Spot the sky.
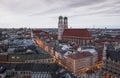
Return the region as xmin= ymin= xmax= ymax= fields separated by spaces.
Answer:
xmin=0 ymin=0 xmax=120 ymax=28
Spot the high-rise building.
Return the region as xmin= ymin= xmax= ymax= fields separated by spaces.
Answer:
xmin=64 ymin=17 xmax=68 ymax=29
xmin=58 ymin=16 xmax=64 ymax=40
xmin=58 ymin=16 xmax=68 ymax=40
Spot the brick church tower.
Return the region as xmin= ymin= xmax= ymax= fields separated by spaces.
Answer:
xmin=58 ymin=16 xmax=68 ymax=40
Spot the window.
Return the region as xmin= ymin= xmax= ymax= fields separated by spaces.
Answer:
xmin=16 ymin=56 xmax=20 ymax=59
xmin=11 ymin=56 xmax=15 ymax=59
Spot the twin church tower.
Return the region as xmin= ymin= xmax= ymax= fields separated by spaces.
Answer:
xmin=58 ymin=16 xmax=68 ymax=40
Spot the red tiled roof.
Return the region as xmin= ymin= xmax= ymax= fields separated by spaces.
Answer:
xmin=62 ymin=29 xmax=92 ymax=38
xmin=33 ymin=29 xmax=48 ymax=34
xmin=68 ymin=51 xmax=93 ymax=59
xmin=32 ymin=29 xmax=49 ymax=37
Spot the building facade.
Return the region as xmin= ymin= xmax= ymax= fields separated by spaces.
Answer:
xmin=102 ymin=45 xmax=120 ymax=78
xmin=65 ymin=51 xmax=93 ymax=74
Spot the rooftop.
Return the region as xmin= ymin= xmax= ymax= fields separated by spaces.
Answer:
xmin=8 ymin=54 xmax=53 ymax=62
xmin=67 ymin=51 xmax=93 ymax=59
xmin=0 ymin=63 xmax=75 ymax=78
xmin=106 ymin=47 xmax=120 ymax=61
xmin=62 ymin=29 xmax=92 ymax=38
xmin=15 ymin=63 xmax=60 ymax=72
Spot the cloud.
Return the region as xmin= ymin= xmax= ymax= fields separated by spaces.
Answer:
xmin=0 ymin=0 xmax=120 ymax=28
xmin=28 ymin=0 xmax=107 ymax=16
xmin=27 ymin=0 xmax=120 ymax=17
xmin=0 ymin=0 xmax=120 ymax=16
xmin=67 ymin=0 xmax=106 ymax=8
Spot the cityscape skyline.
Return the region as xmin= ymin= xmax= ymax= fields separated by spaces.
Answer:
xmin=0 ymin=0 xmax=120 ymax=28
